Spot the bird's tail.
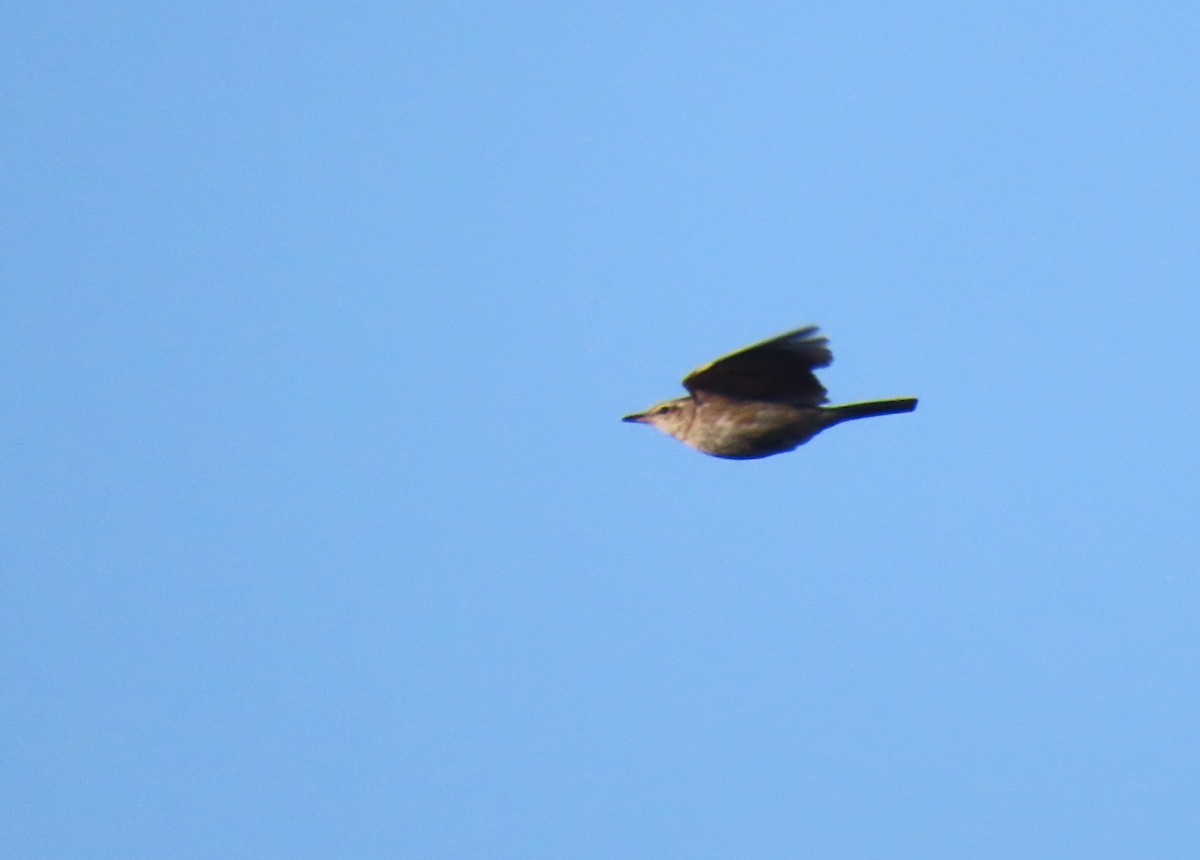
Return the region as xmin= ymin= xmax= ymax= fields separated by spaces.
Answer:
xmin=831 ymin=398 xmax=918 ymax=422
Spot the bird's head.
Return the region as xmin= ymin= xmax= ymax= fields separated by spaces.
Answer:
xmin=621 ymin=397 xmax=695 ymax=441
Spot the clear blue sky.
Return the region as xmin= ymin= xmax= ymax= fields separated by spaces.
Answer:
xmin=5 ymin=3 xmax=1199 ymax=857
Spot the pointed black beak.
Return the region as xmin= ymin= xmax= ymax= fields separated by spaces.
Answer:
xmin=622 ymin=412 xmax=647 ymax=423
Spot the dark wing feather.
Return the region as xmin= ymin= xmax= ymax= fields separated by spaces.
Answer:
xmin=683 ymin=326 xmax=832 ymax=405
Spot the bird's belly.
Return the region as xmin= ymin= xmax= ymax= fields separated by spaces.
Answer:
xmin=687 ymin=403 xmax=825 ymax=459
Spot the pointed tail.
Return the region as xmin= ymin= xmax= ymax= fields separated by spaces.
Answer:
xmin=831 ymin=398 xmax=918 ymax=422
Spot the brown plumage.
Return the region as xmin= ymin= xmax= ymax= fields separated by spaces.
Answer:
xmin=622 ymin=326 xmax=917 ymax=459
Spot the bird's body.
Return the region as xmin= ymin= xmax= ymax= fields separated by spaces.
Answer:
xmin=622 ymin=326 xmax=917 ymax=459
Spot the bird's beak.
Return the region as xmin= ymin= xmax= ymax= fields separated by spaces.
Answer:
xmin=622 ymin=411 xmax=647 ymax=423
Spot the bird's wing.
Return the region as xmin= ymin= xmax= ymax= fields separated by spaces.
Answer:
xmin=682 ymin=326 xmax=832 ymax=405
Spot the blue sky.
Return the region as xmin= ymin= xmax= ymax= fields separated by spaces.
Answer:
xmin=4 ymin=3 xmax=1199 ymax=857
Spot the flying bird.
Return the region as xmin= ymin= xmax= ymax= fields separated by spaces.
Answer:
xmin=622 ymin=326 xmax=917 ymax=459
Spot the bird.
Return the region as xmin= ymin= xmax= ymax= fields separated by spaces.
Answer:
xmin=622 ymin=326 xmax=917 ymax=459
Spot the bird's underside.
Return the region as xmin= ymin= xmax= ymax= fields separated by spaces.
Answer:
xmin=683 ymin=396 xmax=830 ymax=459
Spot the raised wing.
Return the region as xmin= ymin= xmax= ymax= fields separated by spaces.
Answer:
xmin=683 ymin=326 xmax=832 ymax=405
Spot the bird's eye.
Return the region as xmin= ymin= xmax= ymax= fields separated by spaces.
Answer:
xmin=657 ymin=406 xmax=671 ymax=414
